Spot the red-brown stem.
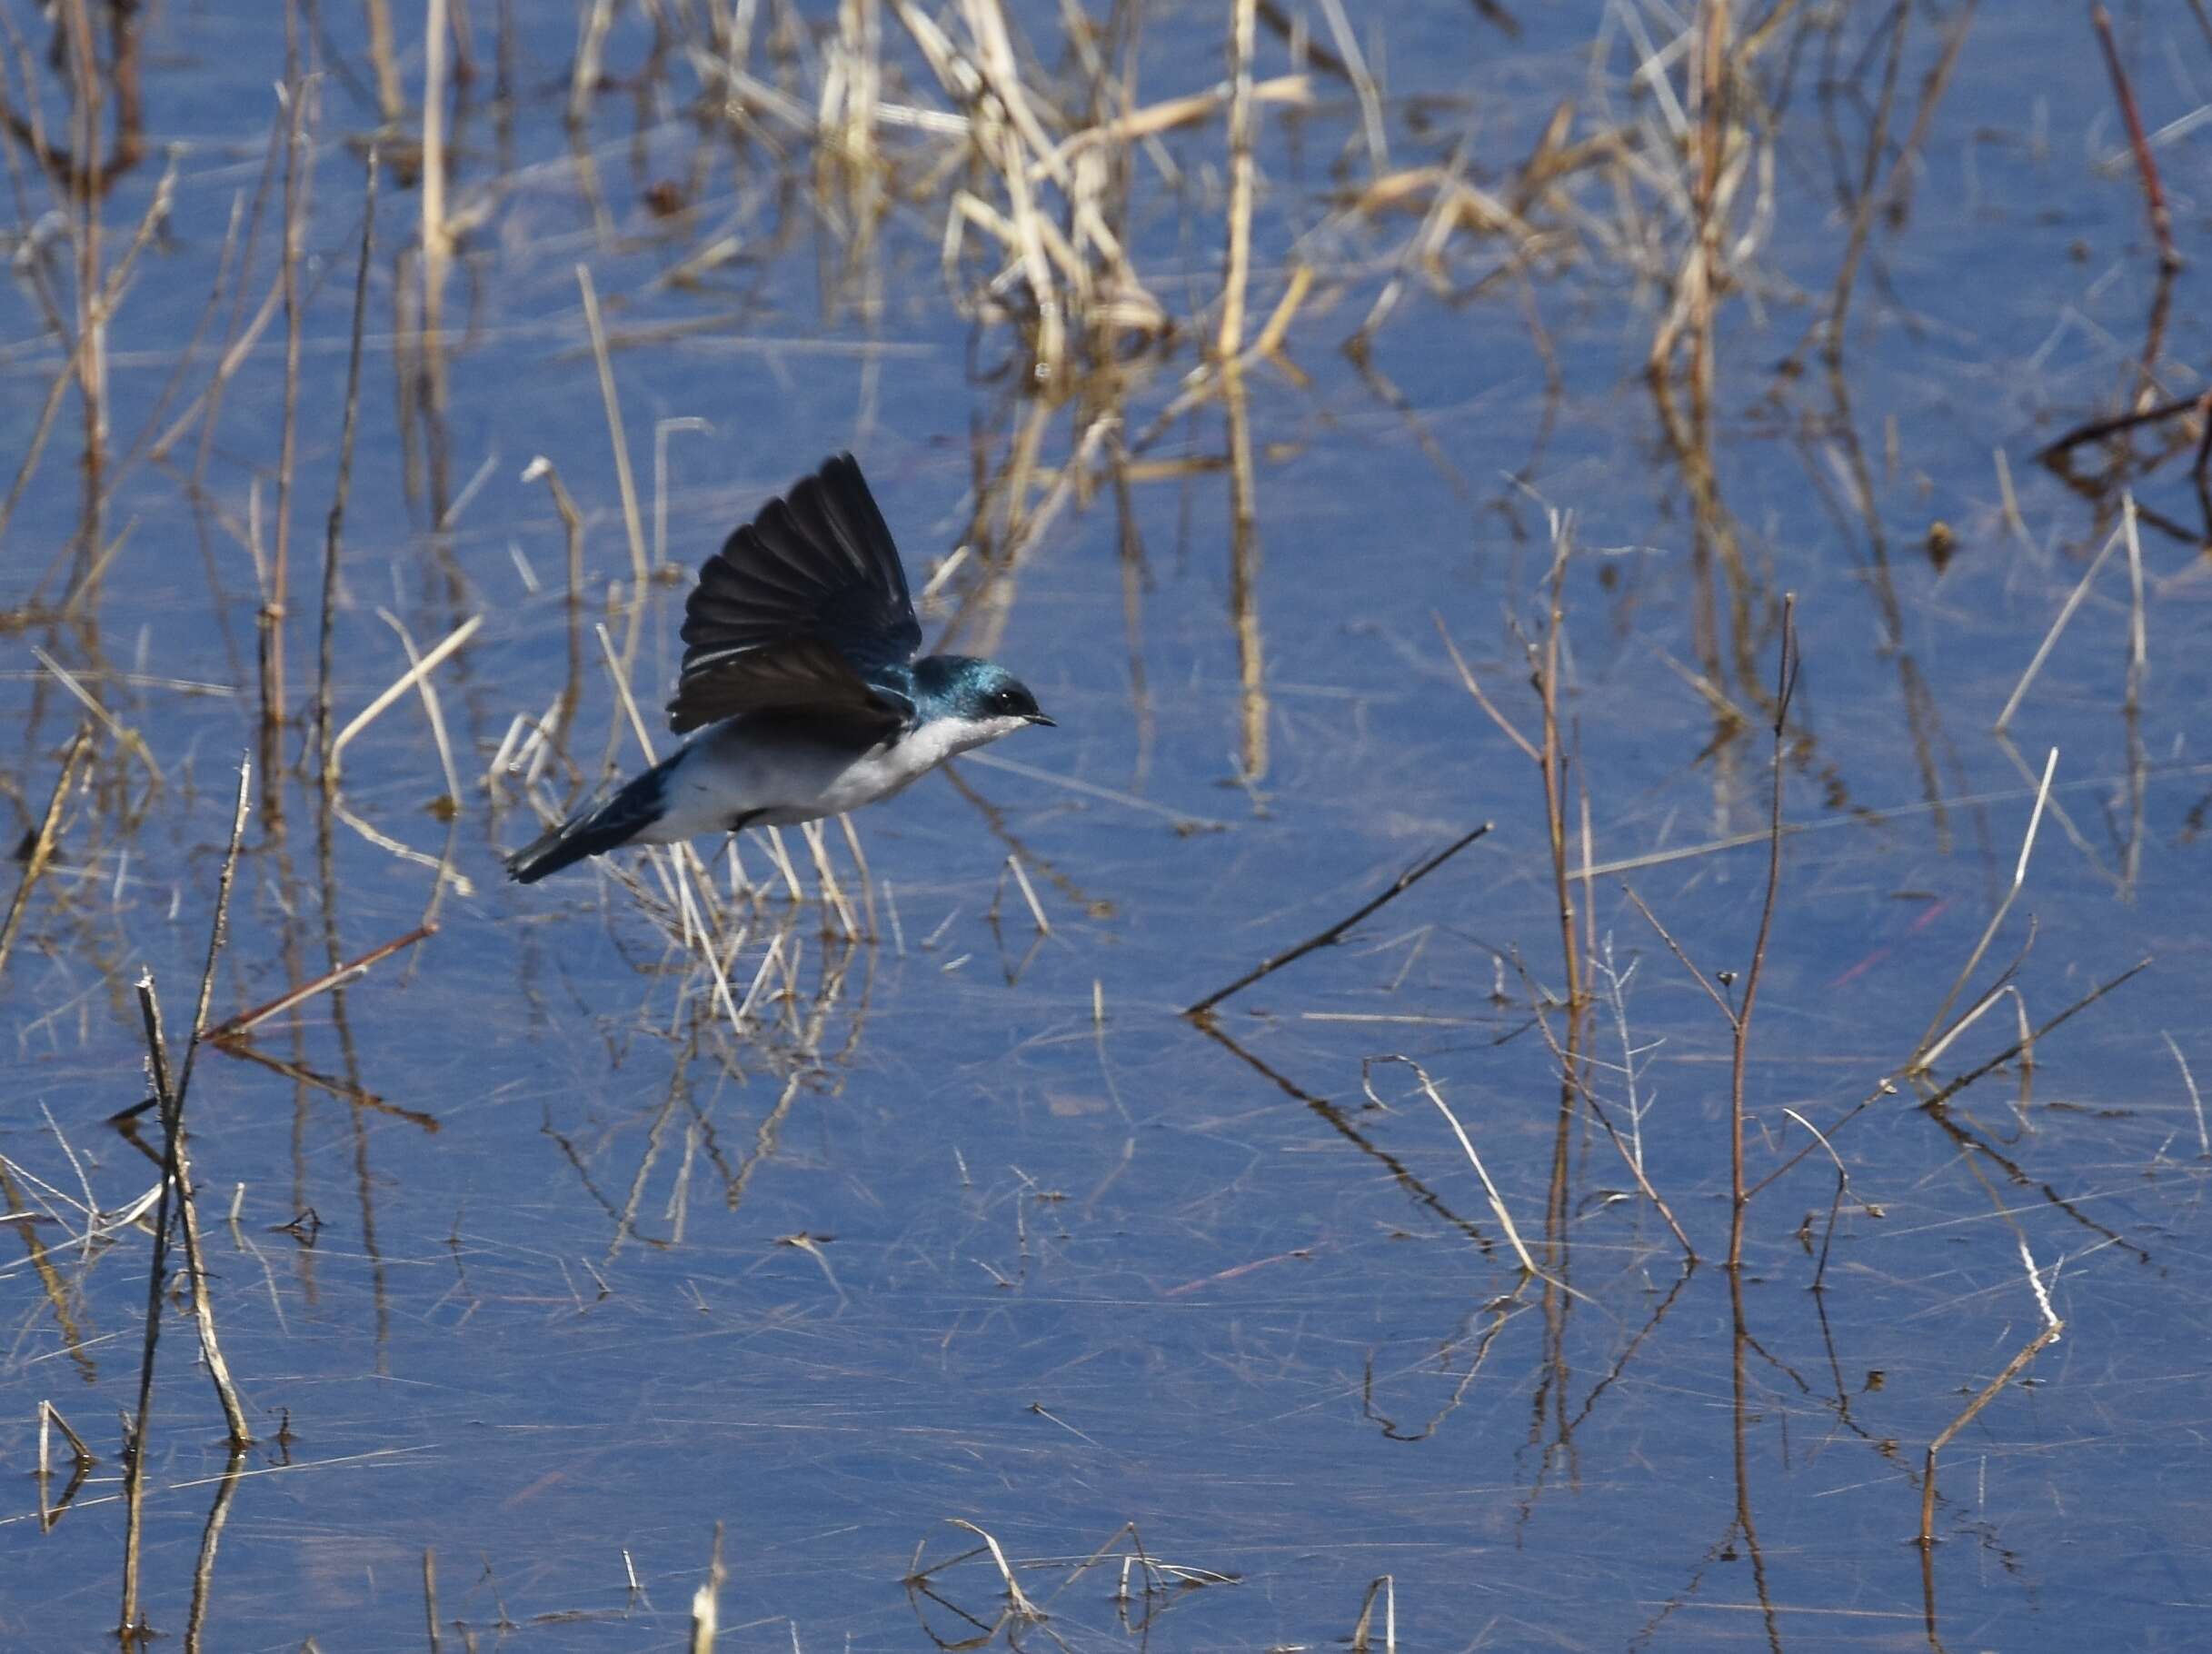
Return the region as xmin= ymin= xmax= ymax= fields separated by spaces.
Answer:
xmin=1729 ymin=594 xmax=1797 ymax=1269
xmin=2093 ymin=5 xmax=2181 ymax=273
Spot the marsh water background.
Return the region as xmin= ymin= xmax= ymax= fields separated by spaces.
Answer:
xmin=4 ymin=1 xmax=2211 ymax=1648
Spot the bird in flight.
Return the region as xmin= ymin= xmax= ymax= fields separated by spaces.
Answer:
xmin=506 ymin=453 xmax=1051 ymax=884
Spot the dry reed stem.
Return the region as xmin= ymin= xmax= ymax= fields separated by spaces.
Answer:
xmin=0 ymin=729 xmax=90 ymax=983
xmin=1997 ymin=516 xmax=2124 ymax=732
xmin=1918 ymin=1240 xmax=2063 ymax=1547
xmin=1373 ymin=1057 xmax=1559 ymax=1290
xmin=118 ymin=759 xmax=254 ymax=1626
xmin=117 ymin=972 xmax=174 ymax=1638
xmin=29 ymin=644 xmax=159 ymax=783
xmin=2161 ymin=1032 xmax=2212 ymax=1160
xmin=0 ymin=150 xmax=174 ymax=559
xmin=1906 ymin=747 xmax=2055 ymax=1072
xmin=521 ymin=455 xmax=588 ymax=737
xmin=2091 ymin=5 xmax=2179 ymax=273
xmin=1217 ymin=0 xmax=1258 ymax=363
xmin=209 ymin=924 xmax=436 ymax=1043
xmin=364 ymin=0 xmax=404 ymax=125
xmin=1224 ymin=371 xmax=1268 ymax=782
xmin=1723 ymin=594 xmax=1795 ymax=1268
xmin=422 ymin=1549 xmax=441 ymax=1653
xmin=1350 ymin=1572 xmax=1397 ymax=1654
xmin=264 ymin=71 xmax=312 ymax=747
xmin=317 ymin=149 xmax=380 ymax=779
xmin=328 ymin=614 xmax=483 ymax=776
xmin=575 ymin=264 xmax=650 ymax=595
xmin=1623 ymin=598 xmax=1796 ymax=1267
xmin=944 ymin=1519 xmax=1044 ymax=1620
xmin=416 ymin=0 xmax=453 ymax=523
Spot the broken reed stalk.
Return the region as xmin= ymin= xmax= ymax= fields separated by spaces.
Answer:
xmin=1350 ymin=1573 xmax=1397 ymax=1654
xmin=1918 ymin=1239 xmax=2063 ymax=1547
xmin=688 ymin=1521 xmax=727 ymax=1654
xmin=119 ymin=754 xmax=255 ymax=1629
xmin=946 ymin=1519 xmax=1044 ymax=1620
xmin=0 ymin=729 xmax=91 ymax=982
xmin=1907 ymin=746 xmax=2055 ymax=1072
xmin=1182 ymin=823 xmax=1491 ymax=1016
xmin=1437 ymin=510 xmax=1582 ymax=1011
xmin=117 ymin=973 xmax=175 ymax=1638
xmin=2090 ymin=5 xmax=2179 ymax=273
xmin=317 ymin=149 xmax=380 ymax=780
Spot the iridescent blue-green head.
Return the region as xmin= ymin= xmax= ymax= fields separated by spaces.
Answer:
xmin=911 ymin=654 xmax=1053 ymax=751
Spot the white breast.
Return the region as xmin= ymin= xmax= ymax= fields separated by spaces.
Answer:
xmin=642 ymin=712 xmax=1031 ymax=840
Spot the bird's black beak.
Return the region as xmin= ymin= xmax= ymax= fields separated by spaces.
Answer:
xmin=1026 ymin=712 xmax=1056 ymax=727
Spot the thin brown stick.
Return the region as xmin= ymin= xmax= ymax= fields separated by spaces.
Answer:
xmin=183 ymin=1449 xmax=246 ymax=1654
xmin=1224 ymin=369 xmax=1268 ymax=782
xmin=1537 ymin=542 xmax=1580 ymax=1011
xmin=2035 ymin=389 xmax=2205 ymax=463
xmin=317 ymin=150 xmax=380 ymax=780
xmin=117 ymin=974 xmax=176 ymax=1639
xmin=1918 ymin=1239 xmax=2063 ymax=1546
xmin=1726 ymin=595 xmax=1796 ymax=1268
xmin=1183 ymin=824 xmax=1492 ymax=1016
xmin=0 ymin=729 xmax=90 ymax=982
xmin=207 ymin=923 xmax=435 ymax=1042
xmin=2092 ymin=5 xmax=2180 ymax=273
xmin=1625 ymin=600 xmax=1796 ymax=1268
xmin=168 ymin=762 xmax=255 ymax=1447
xmin=112 ymin=752 xmax=256 ymax=1629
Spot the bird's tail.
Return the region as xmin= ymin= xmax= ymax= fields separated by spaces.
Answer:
xmin=504 ymin=759 xmax=673 ymax=884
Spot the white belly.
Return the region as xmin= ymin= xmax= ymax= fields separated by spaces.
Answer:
xmin=634 ymin=710 xmax=1026 ymax=842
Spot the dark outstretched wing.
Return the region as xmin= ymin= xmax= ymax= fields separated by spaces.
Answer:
xmin=666 ymin=635 xmax=910 ymax=737
xmin=669 ymin=453 xmax=922 ymax=734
